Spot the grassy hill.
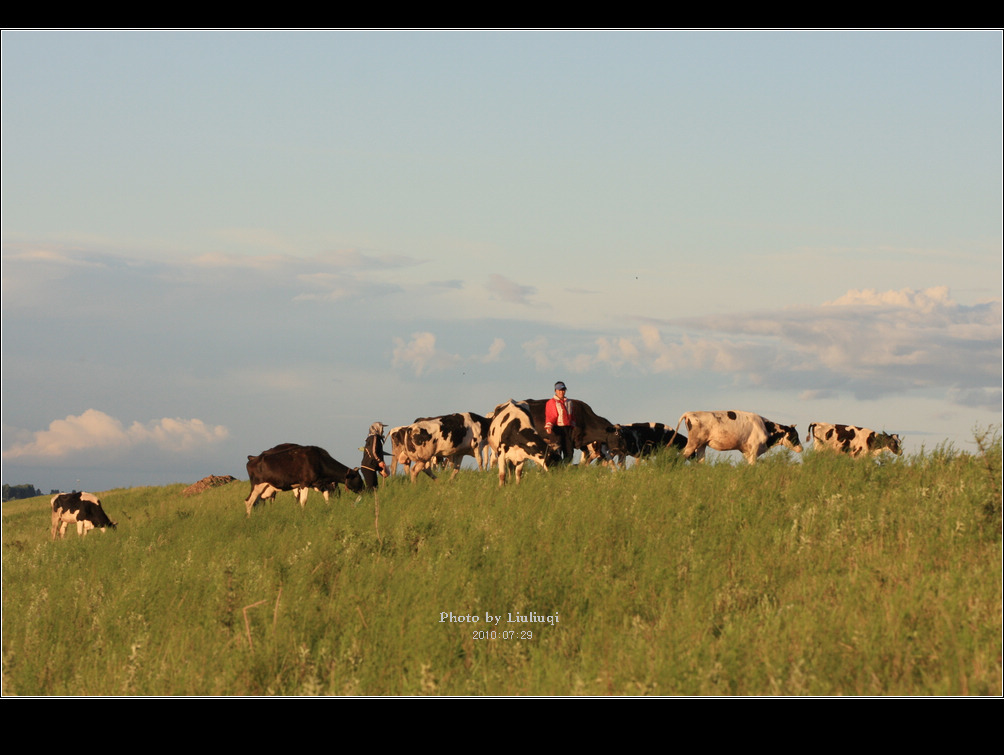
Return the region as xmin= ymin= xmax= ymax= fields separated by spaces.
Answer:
xmin=3 ymin=435 xmax=1000 ymax=696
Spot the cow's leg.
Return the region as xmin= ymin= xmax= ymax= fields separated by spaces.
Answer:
xmin=51 ymin=510 xmax=60 ymax=540
xmin=513 ymin=460 xmax=526 ymax=484
xmin=497 ymin=450 xmax=508 ymax=486
xmin=295 ymin=487 xmax=309 ymax=507
xmin=245 ymin=482 xmax=273 ymax=516
xmin=411 ymin=461 xmax=437 ymax=483
xmin=682 ymin=440 xmax=699 ymax=461
xmin=692 ymin=444 xmax=707 ymax=463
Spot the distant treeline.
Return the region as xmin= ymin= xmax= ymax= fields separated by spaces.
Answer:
xmin=2 ymin=484 xmax=60 ymax=502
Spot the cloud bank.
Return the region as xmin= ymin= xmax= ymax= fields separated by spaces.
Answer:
xmin=3 ymin=409 xmax=230 ymax=461
xmin=522 ymin=287 xmax=1002 ymax=410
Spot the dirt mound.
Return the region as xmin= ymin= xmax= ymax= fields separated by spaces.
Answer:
xmin=183 ymin=475 xmax=238 ymax=497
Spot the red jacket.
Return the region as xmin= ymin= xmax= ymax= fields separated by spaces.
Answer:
xmin=545 ymin=396 xmax=574 ymax=431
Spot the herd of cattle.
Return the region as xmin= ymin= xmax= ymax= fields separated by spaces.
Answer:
xmin=49 ymin=399 xmax=904 ymax=531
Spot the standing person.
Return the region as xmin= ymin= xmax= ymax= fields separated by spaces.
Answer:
xmin=360 ymin=422 xmax=389 ymax=490
xmin=544 ymin=381 xmax=576 ymax=464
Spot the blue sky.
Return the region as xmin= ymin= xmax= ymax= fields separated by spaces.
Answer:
xmin=2 ymin=30 xmax=1001 ymax=492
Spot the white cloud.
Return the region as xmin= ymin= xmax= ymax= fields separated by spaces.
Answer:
xmin=522 ymin=336 xmax=553 ymax=371
xmin=391 ymin=332 xmax=461 ymax=376
xmin=2 ymin=409 xmax=229 ymax=460
xmin=824 ymin=286 xmax=954 ymax=312
xmin=481 ymin=338 xmax=506 ymax=364
xmin=486 ymin=274 xmax=538 ymax=306
xmin=391 ymin=333 xmax=507 ymax=376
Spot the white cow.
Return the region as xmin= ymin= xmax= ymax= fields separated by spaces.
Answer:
xmin=672 ymin=410 xmax=802 ymax=465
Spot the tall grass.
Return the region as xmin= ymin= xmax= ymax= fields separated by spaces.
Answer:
xmin=3 ymin=433 xmax=1000 ymax=696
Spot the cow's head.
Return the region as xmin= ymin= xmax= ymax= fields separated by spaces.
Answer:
xmin=875 ymin=432 xmax=903 ymax=456
xmin=344 ymin=468 xmax=365 ymax=493
xmin=514 ymin=428 xmax=550 ymax=471
xmin=602 ymin=425 xmax=628 ymax=457
xmin=767 ymin=421 xmax=803 ymax=453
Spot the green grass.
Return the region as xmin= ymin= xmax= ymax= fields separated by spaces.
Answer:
xmin=3 ymin=434 xmax=1000 ymax=696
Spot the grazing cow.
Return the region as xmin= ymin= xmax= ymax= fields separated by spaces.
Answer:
xmin=244 ymin=443 xmax=363 ymax=516
xmin=807 ymin=423 xmax=902 ymax=458
xmin=522 ymin=399 xmax=625 ymax=466
xmin=50 ymin=492 xmax=116 ymax=539
xmin=244 ymin=443 xmax=339 ymax=505
xmin=487 ymin=400 xmax=550 ymax=485
xmin=672 ymin=410 xmax=802 ymax=465
xmin=611 ymin=422 xmax=689 ymax=466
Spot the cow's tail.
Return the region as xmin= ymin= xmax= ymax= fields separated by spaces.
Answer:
xmin=667 ymin=414 xmax=687 ymax=448
xmin=805 ymin=423 xmax=816 ymax=444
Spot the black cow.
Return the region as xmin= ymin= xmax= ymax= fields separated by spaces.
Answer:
xmin=244 ymin=443 xmax=363 ymax=516
xmin=612 ymin=422 xmax=689 ymax=466
xmin=51 ymin=492 xmax=117 ymax=539
xmin=522 ymin=398 xmax=625 ymax=466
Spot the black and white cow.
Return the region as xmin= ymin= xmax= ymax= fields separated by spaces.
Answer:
xmin=672 ymin=410 xmax=802 ymax=465
xmin=399 ymin=413 xmax=490 ymax=482
xmin=50 ymin=492 xmax=117 ymax=539
xmin=487 ymin=400 xmax=550 ymax=486
xmin=244 ymin=443 xmax=363 ymax=516
xmin=611 ymin=422 xmax=689 ymax=466
xmin=806 ymin=423 xmax=903 ymax=458
xmin=391 ymin=413 xmax=491 ymax=478
xmin=522 ymin=399 xmax=625 ymax=466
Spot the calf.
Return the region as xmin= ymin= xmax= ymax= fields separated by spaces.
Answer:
xmin=673 ymin=410 xmax=802 ymax=465
xmin=51 ymin=492 xmax=117 ymax=539
xmin=807 ymin=423 xmax=902 ymax=458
